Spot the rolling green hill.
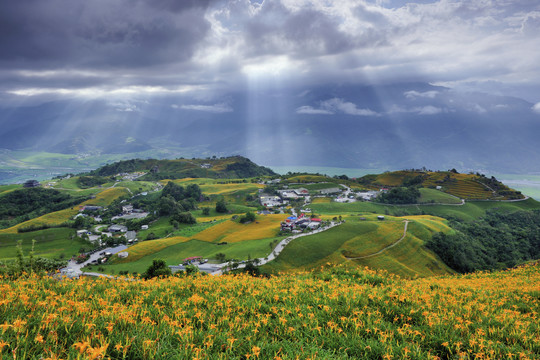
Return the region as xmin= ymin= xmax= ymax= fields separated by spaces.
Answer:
xmin=261 ymin=215 xmax=454 ymax=278
xmin=89 ymin=156 xmax=276 ymax=180
xmin=357 ymin=170 xmax=524 ymax=200
xmin=1 ymin=160 xmax=540 ymax=279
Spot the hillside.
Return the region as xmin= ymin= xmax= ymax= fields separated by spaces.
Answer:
xmin=0 ymin=263 xmax=538 ymax=359
xmin=89 ymin=156 xmax=277 ymax=180
xmin=357 ymin=170 xmax=524 ymax=200
xmin=1 ymin=162 xmax=540 ymax=280
xmin=261 ymin=215 xmax=454 ymax=278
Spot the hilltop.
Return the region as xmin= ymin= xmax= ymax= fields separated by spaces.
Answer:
xmin=88 ymin=155 xmax=277 ymax=180
xmin=355 ymin=169 xmax=524 ymax=200
xmin=0 ymin=263 xmax=539 ymax=359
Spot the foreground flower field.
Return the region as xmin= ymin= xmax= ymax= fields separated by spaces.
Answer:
xmin=0 ymin=263 xmax=539 ymax=359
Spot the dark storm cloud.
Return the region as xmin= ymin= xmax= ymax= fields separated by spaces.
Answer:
xmin=0 ymin=0 xmax=212 ymax=69
xmin=243 ymin=1 xmax=387 ymax=58
xmin=1 ymin=0 xmax=540 ymax=106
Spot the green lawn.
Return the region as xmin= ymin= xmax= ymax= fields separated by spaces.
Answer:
xmin=115 ymin=181 xmax=157 ymax=194
xmin=418 ymin=188 xmax=462 ymax=204
xmin=136 ymin=217 xmax=225 ymax=240
xmin=0 ymin=227 xmax=84 ymax=261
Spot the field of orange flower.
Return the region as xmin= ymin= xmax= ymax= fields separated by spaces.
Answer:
xmin=0 ymin=262 xmax=539 ymax=359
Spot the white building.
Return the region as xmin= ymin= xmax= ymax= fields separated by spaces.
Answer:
xmin=260 ymin=195 xmax=283 ymax=208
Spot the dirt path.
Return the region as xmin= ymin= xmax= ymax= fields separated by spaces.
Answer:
xmin=345 ymin=220 xmax=409 ymax=260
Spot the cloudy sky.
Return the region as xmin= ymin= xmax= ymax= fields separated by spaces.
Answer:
xmin=1 ymin=0 xmax=540 ymax=108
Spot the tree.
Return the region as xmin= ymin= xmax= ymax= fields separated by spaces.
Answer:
xmin=171 ymin=211 xmax=197 ymax=224
xmin=143 ymin=259 xmax=172 ymax=279
xmin=158 ymin=196 xmax=178 ymax=216
xmin=215 ymin=199 xmax=228 ymax=213
xmin=185 ymin=184 xmax=202 ymax=201
xmin=202 ymin=207 xmax=210 ymax=216
xmin=243 ymin=261 xmax=260 ymax=276
xmin=215 ymin=253 xmax=227 ymax=263
xmin=161 ymin=181 xmax=185 ymax=201
xmin=239 ymin=211 xmax=256 ymax=223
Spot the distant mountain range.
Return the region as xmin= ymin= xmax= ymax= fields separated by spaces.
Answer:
xmin=1 ymin=82 xmax=539 ymax=173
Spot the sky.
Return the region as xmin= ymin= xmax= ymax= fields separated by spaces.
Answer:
xmin=1 ymin=0 xmax=540 ymax=110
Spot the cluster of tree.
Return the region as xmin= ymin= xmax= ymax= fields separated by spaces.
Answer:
xmin=157 ymin=182 xmax=201 ymax=225
xmin=77 ymin=176 xmax=110 ymax=188
xmin=215 ymin=199 xmax=228 ymax=213
xmin=402 ymin=175 xmax=425 ymax=187
xmin=143 ymin=259 xmax=172 ymax=279
xmin=0 ymin=188 xmax=89 ymax=229
xmin=90 ymin=156 xmax=276 ymax=180
xmin=426 ymin=209 xmax=540 ymax=273
xmin=239 ymin=211 xmax=256 ymax=224
xmin=17 ymin=222 xmax=69 ymax=233
xmin=89 ymin=159 xmax=148 ymax=176
xmin=142 ymin=259 xmax=204 ymax=279
xmin=223 ymin=157 xmax=277 ymax=178
xmin=376 ymin=187 xmax=421 ymax=204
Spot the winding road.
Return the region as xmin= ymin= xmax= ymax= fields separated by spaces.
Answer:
xmin=345 ymin=220 xmax=409 ymax=260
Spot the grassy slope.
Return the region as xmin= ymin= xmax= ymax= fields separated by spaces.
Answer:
xmin=0 ymin=184 xmax=22 ymax=196
xmin=418 ymin=188 xmax=462 ymax=204
xmin=311 ymin=197 xmax=540 ymax=221
xmin=262 ymin=215 xmax=454 ymax=278
xmin=0 ymin=227 xmax=84 ymax=261
xmin=101 ymin=215 xmax=286 ymax=274
xmin=94 ymin=237 xmax=279 ymax=275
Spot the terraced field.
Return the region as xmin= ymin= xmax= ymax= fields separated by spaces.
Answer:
xmin=374 ymin=170 xmax=423 ymax=187
xmin=103 ymin=215 xmax=287 ymax=273
xmin=187 ymin=215 xmax=283 ymax=243
xmin=423 ymin=172 xmax=493 ymax=199
xmin=444 ymin=179 xmax=493 ymax=199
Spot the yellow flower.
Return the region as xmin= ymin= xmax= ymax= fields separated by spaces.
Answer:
xmin=73 ymin=340 xmax=90 ymax=354
xmin=0 ymin=340 xmax=9 ymax=351
xmin=252 ymin=345 xmax=261 ymax=357
xmin=35 ymin=334 xmax=44 ymax=343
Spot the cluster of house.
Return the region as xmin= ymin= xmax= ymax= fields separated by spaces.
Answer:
xmin=259 ymin=188 xmax=310 ymax=208
xmin=118 ymin=172 xmax=146 ymax=181
xmin=281 ymin=213 xmax=322 ymax=232
xmin=112 ymin=204 xmax=148 ymax=220
xmin=76 ymin=205 xmax=104 ymax=222
xmin=75 ymin=202 xmax=151 ymax=246
xmin=76 ymin=224 xmax=138 ymax=245
xmin=182 ymin=256 xmax=208 ymax=265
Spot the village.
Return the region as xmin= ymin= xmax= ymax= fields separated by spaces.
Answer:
xmin=257 ymin=178 xmax=387 ymax=233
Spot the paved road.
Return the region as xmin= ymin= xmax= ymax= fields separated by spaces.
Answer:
xmin=59 ymin=245 xmax=128 ymax=278
xmin=212 ymin=221 xmax=342 ymax=274
xmin=170 ymin=221 xmax=342 ymax=275
xmin=345 ymin=220 xmax=409 ymax=260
